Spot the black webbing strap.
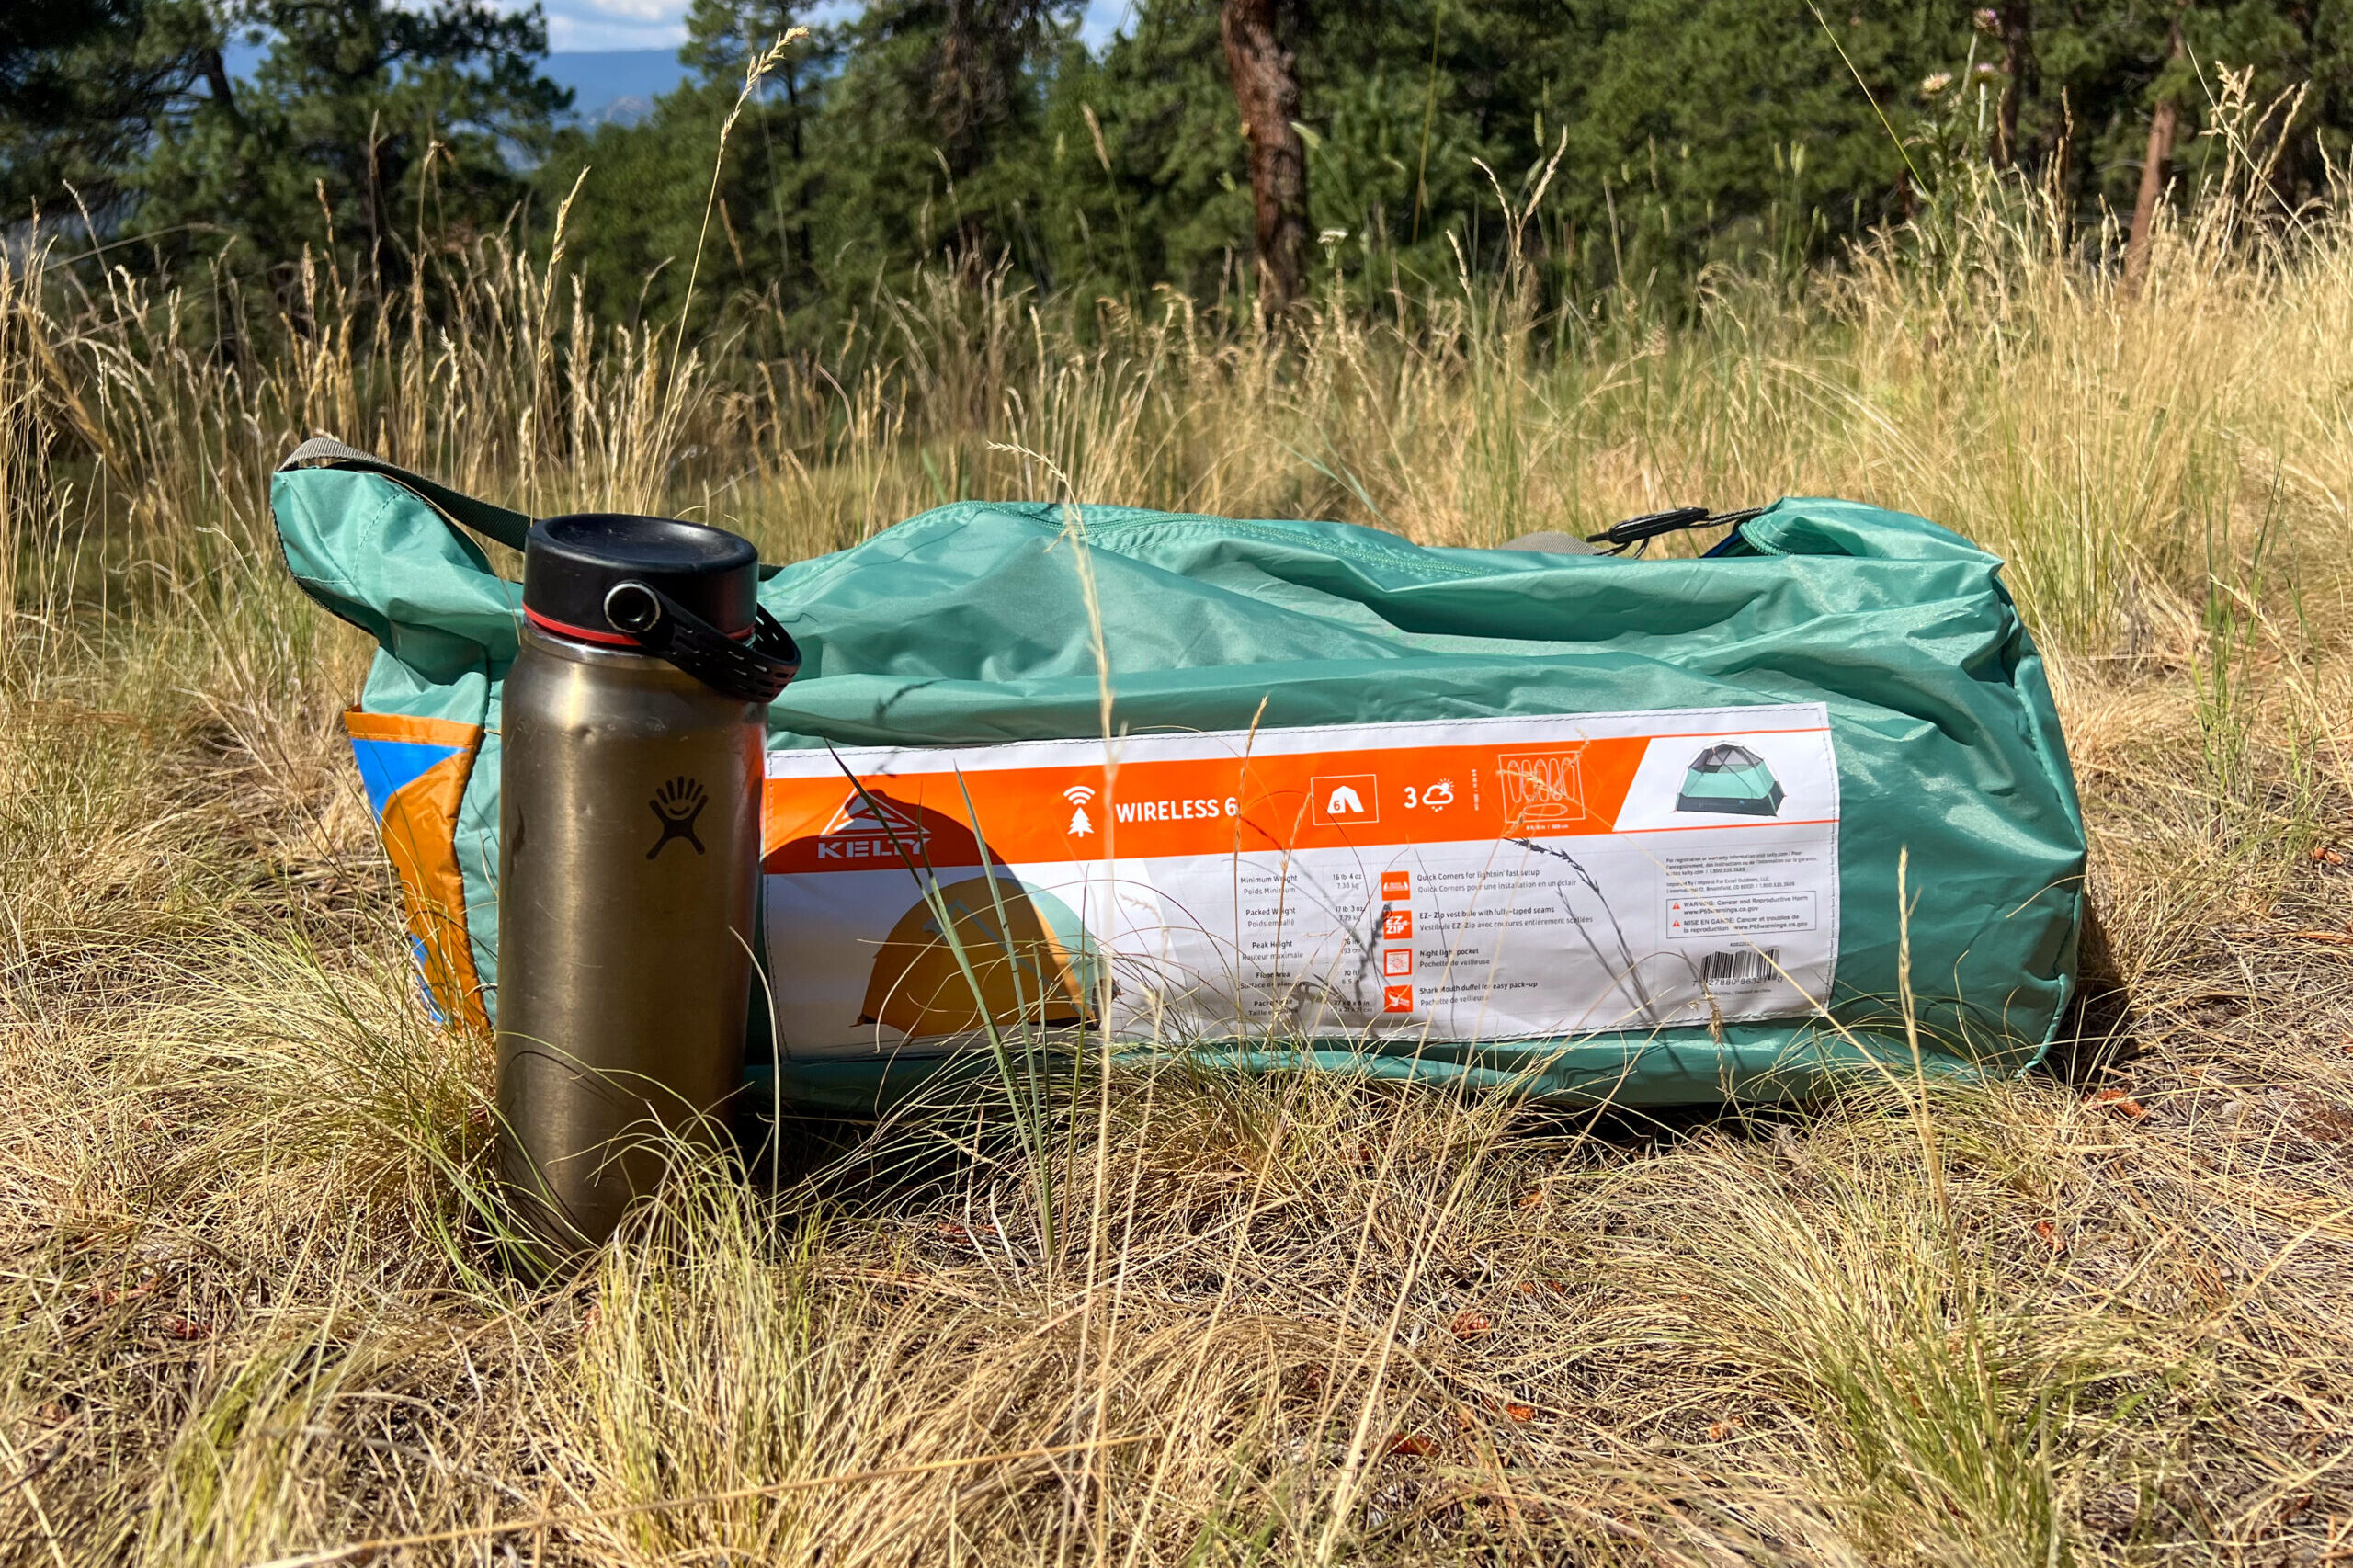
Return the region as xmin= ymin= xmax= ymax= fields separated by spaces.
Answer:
xmin=1586 ymin=505 xmax=1767 ymax=557
xmin=278 ymin=437 xmax=533 ymax=553
xmin=279 ymin=438 xmax=800 ymax=702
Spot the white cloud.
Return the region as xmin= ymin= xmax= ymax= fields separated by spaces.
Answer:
xmin=1077 ymin=0 xmax=1133 ymax=48
xmin=575 ymin=0 xmax=676 ymax=17
xmin=539 ymin=0 xmax=688 ymax=52
xmin=529 ymin=0 xmax=1136 ymax=55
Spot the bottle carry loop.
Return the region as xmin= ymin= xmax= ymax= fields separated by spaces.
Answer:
xmin=602 ymin=579 xmax=801 ymax=704
xmin=279 ymin=438 xmax=799 ymax=704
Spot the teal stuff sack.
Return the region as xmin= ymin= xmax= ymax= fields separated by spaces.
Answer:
xmin=271 ymin=442 xmax=2086 ymax=1111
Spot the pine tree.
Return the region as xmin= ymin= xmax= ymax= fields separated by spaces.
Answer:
xmin=129 ymin=0 xmax=567 ymax=290
xmin=540 ymin=3 xmax=830 ymax=330
xmin=0 ymin=0 xmax=238 ymax=220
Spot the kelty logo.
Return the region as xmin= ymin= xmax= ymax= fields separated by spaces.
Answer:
xmin=813 ymin=790 xmax=929 ymax=859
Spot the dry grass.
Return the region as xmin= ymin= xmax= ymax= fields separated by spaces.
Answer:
xmin=4 ymin=133 xmax=2353 ymax=1565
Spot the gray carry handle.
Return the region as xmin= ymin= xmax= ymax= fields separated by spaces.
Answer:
xmin=278 ymin=437 xmax=534 ymax=554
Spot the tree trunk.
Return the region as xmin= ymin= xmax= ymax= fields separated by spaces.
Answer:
xmin=938 ymin=0 xmax=983 ymax=175
xmin=2122 ymin=24 xmax=2186 ymax=299
xmin=1221 ymin=0 xmax=1310 ymax=323
xmin=1993 ymin=2 xmax=2029 ymax=169
xmin=198 ymin=44 xmax=244 ymax=129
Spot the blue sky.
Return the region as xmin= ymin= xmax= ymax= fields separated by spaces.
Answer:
xmin=538 ymin=0 xmax=1135 ymax=52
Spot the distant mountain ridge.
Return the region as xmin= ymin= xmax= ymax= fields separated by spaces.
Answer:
xmin=219 ymin=43 xmax=688 ymax=128
xmin=540 ymin=51 xmax=690 ymax=127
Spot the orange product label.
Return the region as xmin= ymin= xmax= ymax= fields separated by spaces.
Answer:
xmin=759 ymin=729 xmax=1783 ymax=871
xmin=760 ymin=707 xmax=1842 ymax=1059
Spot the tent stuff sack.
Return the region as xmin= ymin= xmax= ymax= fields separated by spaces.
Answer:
xmin=271 ymin=445 xmax=2088 ymax=1112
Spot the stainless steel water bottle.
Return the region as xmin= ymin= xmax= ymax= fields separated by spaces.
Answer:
xmin=496 ymin=513 xmax=799 ymax=1259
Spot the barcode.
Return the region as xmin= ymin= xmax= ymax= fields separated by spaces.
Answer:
xmin=1699 ymin=947 xmax=1780 ymax=987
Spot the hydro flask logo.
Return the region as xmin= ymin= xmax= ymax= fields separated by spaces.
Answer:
xmin=647 ymin=777 xmax=710 ymax=859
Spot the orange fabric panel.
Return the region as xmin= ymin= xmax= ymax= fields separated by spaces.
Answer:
xmin=344 ymin=709 xmax=489 ymax=1033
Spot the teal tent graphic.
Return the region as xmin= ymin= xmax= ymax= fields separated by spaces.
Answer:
xmin=1676 ymin=744 xmax=1784 ymax=817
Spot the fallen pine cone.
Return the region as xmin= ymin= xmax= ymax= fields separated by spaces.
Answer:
xmin=87 ymin=1277 xmax=161 ymax=1309
xmin=933 ymin=1220 xmax=999 ymax=1245
xmin=2088 ymin=1087 xmax=2148 ymax=1120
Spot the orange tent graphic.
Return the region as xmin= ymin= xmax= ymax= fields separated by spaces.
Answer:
xmin=859 ymin=877 xmax=1097 ymax=1039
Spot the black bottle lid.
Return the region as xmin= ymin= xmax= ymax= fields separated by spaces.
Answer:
xmin=522 ymin=513 xmax=759 ymax=645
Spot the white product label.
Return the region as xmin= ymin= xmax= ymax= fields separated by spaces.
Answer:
xmin=761 ymin=707 xmax=1839 ymax=1057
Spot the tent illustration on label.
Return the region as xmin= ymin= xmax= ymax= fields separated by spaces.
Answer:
xmin=859 ymin=877 xmax=1103 ymax=1039
xmin=1675 ymin=744 xmax=1785 ymax=817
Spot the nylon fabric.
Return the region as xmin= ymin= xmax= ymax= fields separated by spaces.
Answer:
xmin=271 ymin=459 xmax=2087 ymax=1109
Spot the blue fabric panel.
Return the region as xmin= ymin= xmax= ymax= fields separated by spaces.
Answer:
xmin=349 ymin=736 xmax=461 ymax=818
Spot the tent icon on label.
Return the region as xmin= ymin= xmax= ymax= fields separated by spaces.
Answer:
xmin=1676 ymin=744 xmax=1785 ymax=817
xmin=1310 ymin=774 xmax=1379 ymax=826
